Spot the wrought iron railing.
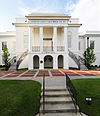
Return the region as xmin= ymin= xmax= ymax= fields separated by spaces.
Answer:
xmin=57 ymin=46 xmax=65 ymax=51
xmin=68 ymin=49 xmax=87 ymax=69
xmin=43 ymin=46 xmax=53 ymax=51
xmin=8 ymin=56 xmax=16 ymax=66
xmin=32 ymin=46 xmax=40 ymax=52
xmin=65 ymin=73 xmax=78 ymax=113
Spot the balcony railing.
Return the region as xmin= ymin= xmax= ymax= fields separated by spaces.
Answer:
xmin=32 ymin=46 xmax=40 ymax=52
xmin=57 ymin=46 xmax=64 ymax=51
xmin=32 ymin=46 xmax=65 ymax=52
xmin=43 ymin=46 xmax=53 ymax=51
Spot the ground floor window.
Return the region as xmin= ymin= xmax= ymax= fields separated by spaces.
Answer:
xmin=58 ymin=55 xmax=63 ymax=68
xmin=33 ymin=55 xmax=39 ymax=68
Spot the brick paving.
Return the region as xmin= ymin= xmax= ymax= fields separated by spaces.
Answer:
xmin=0 ymin=70 xmax=100 ymax=78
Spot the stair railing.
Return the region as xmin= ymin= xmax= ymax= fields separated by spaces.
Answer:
xmin=68 ymin=49 xmax=87 ymax=69
xmin=65 ymin=73 xmax=79 ymax=113
xmin=8 ymin=56 xmax=16 ymax=68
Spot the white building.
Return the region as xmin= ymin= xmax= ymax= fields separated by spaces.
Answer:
xmin=0 ymin=13 xmax=100 ymax=70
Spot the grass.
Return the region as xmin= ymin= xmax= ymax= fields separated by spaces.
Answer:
xmin=72 ymin=79 xmax=100 ymax=116
xmin=0 ymin=67 xmax=6 ymax=71
xmin=0 ymin=80 xmax=41 ymax=116
xmin=18 ymin=68 xmax=28 ymax=71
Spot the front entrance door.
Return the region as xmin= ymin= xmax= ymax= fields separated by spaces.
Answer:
xmin=43 ymin=38 xmax=53 ymax=51
xmin=44 ymin=55 xmax=53 ymax=68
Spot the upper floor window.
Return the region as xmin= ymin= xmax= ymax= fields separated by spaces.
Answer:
xmin=68 ymin=32 xmax=72 ymax=48
xmin=2 ymin=42 xmax=7 ymax=50
xmin=78 ymin=41 xmax=81 ymax=50
xmin=90 ymin=40 xmax=94 ymax=49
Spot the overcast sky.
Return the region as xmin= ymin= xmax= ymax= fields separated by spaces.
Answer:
xmin=0 ymin=0 xmax=100 ymax=32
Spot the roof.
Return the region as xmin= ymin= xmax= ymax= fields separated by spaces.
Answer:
xmin=26 ymin=13 xmax=70 ymax=17
xmin=0 ymin=31 xmax=16 ymax=37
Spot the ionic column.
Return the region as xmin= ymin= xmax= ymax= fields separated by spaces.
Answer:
xmin=40 ymin=27 xmax=43 ymax=52
xmin=28 ymin=27 xmax=33 ymax=52
xmin=53 ymin=26 xmax=57 ymax=52
xmin=64 ymin=26 xmax=68 ymax=52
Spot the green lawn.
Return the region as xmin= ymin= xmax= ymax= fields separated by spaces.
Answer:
xmin=0 ymin=80 xmax=41 ymax=116
xmin=72 ymin=79 xmax=100 ymax=116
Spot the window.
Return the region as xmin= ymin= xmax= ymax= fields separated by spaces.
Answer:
xmin=2 ymin=42 xmax=7 ymax=50
xmin=87 ymin=37 xmax=89 ymax=47
xmin=78 ymin=41 xmax=81 ymax=50
xmin=24 ymin=35 xmax=28 ymax=48
xmin=68 ymin=34 xmax=72 ymax=48
xmin=90 ymin=40 xmax=94 ymax=49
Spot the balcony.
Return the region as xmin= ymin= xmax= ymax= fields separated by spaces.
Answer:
xmin=32 ymin=46 xmax=65 ymax=52
xmin=57 ymin=46 xmax=65 ymax=51
xmin=32 ymin=46 xmax=40 ymax=52
xmin=43 ymin=46 xmax=53 ymax=51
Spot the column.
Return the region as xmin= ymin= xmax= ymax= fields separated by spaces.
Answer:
xmin=53 ymin=26 xmax=57 ymax=52
xmin=64 ymin=26 xmax=68 ymax=52
xmin=53 ymin=55 xmax=58 ymax=69
xmin=28 ymin=27 xmax=33 ymax=52
xmin=64 ymin=26 xmax=68 ymax=69
xmin=40 ymin=27 xmax=43 ymax=52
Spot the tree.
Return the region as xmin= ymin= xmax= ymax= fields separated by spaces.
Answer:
xmin=2 ymin=46 xmax=10 ymax=70
xmin=83 ymin=47 xmax=96 ymax=69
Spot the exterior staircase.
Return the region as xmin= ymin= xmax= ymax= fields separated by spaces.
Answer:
xmin=8 ymin=50 xmax=28 ymax=70
xmin=68 ymin=49 xmax=88 ymax=70
xmin=8 ymin=56 xmax=17 ymax=70
xmin=39 ymin=86 xmax=81 ymax=116
xmin=16 ymin=50 xmax=28 ymax=70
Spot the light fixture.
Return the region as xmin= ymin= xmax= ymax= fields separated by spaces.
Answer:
xmin=85 ymin=97 xmax=92 ymax=105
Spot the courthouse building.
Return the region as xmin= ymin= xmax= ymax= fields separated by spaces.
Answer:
xmin=0 ymin=13 xmax=100 ymax=70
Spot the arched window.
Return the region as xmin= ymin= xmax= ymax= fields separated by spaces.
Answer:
xmin=68 ymin=32 xmax=72 ymax=48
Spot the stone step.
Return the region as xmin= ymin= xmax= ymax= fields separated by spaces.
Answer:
xmin=41 ymin=101 xmax=73 ymax=104
xmin=40 ymin=109 xmax=78 ymax=113
xmin=39 ymin=112 xmax=81 ymax=116
xmin=40 ymin=103 xmax=75 ymax=111
xmin=41 ymin=89 xmax=69 ymax=94
xmin=40 ymin=96 xmax=72 ymax=102
xmin=41 ymin=88 xmax=67 ymax=92
xmin=41 ymin=86 xmax=67 ymax=91
xmin=41 ymin=94 xmax=70 ymax=97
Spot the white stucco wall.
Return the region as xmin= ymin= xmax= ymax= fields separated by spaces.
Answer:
xmin=0 ymin=34 xmax=16 ymax=65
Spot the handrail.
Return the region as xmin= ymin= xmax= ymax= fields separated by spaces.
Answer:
xmin=65 ymin=73 xmax=78 ymax=113
xmin=9 ymin=56 xmax=16 ymax=66
xmin=43 ymin=74 xmax=45 ymax=114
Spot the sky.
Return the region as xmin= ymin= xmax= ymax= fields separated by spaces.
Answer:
xmin=0 ymin=0 xmax=100 ymax=32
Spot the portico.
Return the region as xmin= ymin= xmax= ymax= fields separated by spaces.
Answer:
xmin=26 ymin=13 xmax=72 ymax=70
xmin=28 ymin=25 xmax=69 ymax=70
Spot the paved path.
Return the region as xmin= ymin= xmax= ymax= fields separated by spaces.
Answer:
xmin=0 ymin=70 xmax=100 ymax=78
xmin=0 ymin=70 xmax=100 ymax=88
